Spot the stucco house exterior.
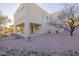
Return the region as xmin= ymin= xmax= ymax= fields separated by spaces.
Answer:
xmin=14 ymin=3 xmax=50 ymax=37
xmin=14 ymin=3 xmax=67 ymax=38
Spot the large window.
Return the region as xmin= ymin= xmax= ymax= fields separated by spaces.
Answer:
xmin=16 ymin=23 xmax=24 ymax=34
xmin=29 ymin=23 xmax=41 ymax=34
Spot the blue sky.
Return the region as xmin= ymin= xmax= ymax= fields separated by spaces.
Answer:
xmin=0 ymin=3 xmax=63 ymax=25
xmin=37 ymin=3 xmax=63 ymax=13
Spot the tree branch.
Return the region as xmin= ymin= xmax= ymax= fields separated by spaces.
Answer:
xmin=49 ymin=23 xmax=71 ymax=32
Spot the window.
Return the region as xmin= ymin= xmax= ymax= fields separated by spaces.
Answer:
xmin=16 ymin=23 xmax=24 ymax=34
xmin=29 ymin=23 xmax=41 ymax=34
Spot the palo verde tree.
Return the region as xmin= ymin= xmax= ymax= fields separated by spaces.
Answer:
xmin=49 ymin=3 xmax=79 ymax=36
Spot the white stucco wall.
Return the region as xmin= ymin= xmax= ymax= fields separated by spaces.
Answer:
xmin=14 ymin=3 xmax=50 ymax=37
xmin=14 ymin=3 xmax=67 ymax=38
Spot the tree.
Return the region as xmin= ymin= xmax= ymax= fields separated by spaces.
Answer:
xmin=0 ymin=16 xmax=11 ymax=28
xmin=49 ymin=3 xmax=79 ymax=36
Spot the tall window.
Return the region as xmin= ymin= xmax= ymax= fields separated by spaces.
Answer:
xmin=16 ymin=23 xmax=24 ymax=34
xmin=29 ymin=23 xmax=41 ymax=34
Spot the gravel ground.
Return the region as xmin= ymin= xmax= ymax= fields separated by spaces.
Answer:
xmin=0 ymin=47 xmax=79 ymax=56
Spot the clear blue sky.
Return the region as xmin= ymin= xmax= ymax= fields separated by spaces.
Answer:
xmin=0 ymin=3 xmax=63 ymax=25
xmin=37 ymin=3 xmax=63 ymax=13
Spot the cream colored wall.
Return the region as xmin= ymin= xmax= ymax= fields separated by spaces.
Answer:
xmin=14 ymin=3 xmax=50 ymax=37
xmin=14 ymin=3 xmax=66 ymax=37
xmin=27 ymin=4 xmax=50 ymax=35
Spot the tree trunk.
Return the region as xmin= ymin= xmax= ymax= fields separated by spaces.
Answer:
xmin=70 ymin=28 xmax=74 ymax=36
xmin=70 ymin=31 xmax=73 ymax=36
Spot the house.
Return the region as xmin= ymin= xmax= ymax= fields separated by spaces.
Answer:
xmin=14 ymin=3 xmax=68 ymax=38
xmin=50 ymin=10 xmax=66 ymax=33
xmin=14 ymin=3 xmax=50 ymax=37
